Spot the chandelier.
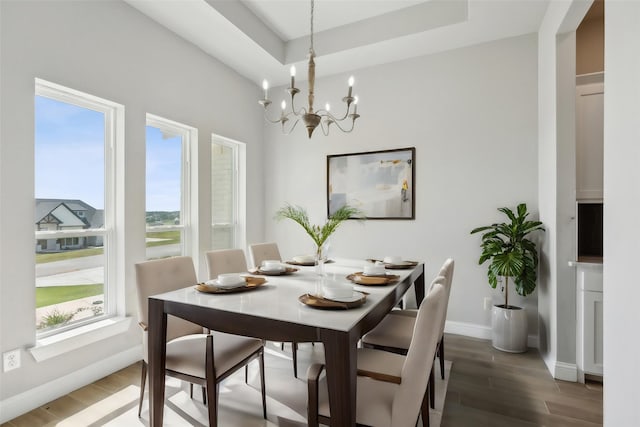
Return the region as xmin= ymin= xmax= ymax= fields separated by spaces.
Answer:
xmin=258 ymin=0 xmax=360 ymax=138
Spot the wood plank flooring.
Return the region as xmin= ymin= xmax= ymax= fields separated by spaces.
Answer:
xmin=441 ymin=334 xmax=603 ymax=426
xmin=2 ymin=334 xmax=602 ymax=426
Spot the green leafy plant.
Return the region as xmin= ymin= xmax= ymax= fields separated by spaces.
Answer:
xmin=38 ymin=308 xmax=76 ymax=329
xmin=275 ymin=204 xmax=365 ymax=257
xmin=470 ymin=203 xmax=545 ymax=308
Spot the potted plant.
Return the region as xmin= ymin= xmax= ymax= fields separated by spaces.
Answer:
xmin=470 ymin=203 xmax=545 ymax=352
xmin=275 ymin=203 xmax=364 ymax=274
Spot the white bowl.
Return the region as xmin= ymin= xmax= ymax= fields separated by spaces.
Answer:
xmin=293 ymin=255 xmax=316 ymax=264
xmin=261 ymin=260 xmax=284 ymax=271
xmin=383 ymin=256 xmax=403 ymax=265
xmin=217 ymin=273 xmax=244 ymax=287
xmin=323 ymin=283 xmax=354 ymax=299
xmin=363 ymin=263 xmax=386 ymax=276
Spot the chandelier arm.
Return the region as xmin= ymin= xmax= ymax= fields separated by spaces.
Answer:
xmin=281 ymin=117 xmax=301 ymax=135
xmin=319 ymin=119 xmax=331 ymax=136
xmin=316 ymin=110 xmax=335 ymax=119
xmin=263 ymin=109 xmax=287 ymax=125
xmin=326 ymin=115 xmax=357 ymax=133
xmin=330 ymin=104 xmax=353 ymax=122
xmin=289 ymin=91 xmax=308 ymax=116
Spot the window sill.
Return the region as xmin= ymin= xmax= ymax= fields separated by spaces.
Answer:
xmin=29 ymin=317 xmax=132 ymax=362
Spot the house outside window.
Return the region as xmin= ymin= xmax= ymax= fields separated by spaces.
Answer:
xmin=34 ymin=79 xmax=122 ymax=337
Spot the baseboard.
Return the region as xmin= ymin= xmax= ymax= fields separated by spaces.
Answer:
xmin=444 ymin=320 xmax=539 ymax=348
xmin=553 ymin=361 xmax=578 ymax=382
xmin=0 ymin=345 xmax=142 ymax=423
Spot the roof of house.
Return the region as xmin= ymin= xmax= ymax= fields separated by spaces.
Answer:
xmin=35 ymin=199 xmax=103 ymax=229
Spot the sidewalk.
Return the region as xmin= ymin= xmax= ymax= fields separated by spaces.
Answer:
xmin=36 ymin=267 xmax=103 ymax=287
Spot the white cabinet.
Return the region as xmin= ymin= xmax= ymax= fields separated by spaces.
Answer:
xmin=582 ymin=290 xmax=603 ymax=376
xmin=572 ymin=262 xmax=603 ymax=380
xmin=576 ymin=80 xmax=604 ymax=200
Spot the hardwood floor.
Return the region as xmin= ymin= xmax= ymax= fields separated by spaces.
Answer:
xmin=441 ymin=334 xmax=603 ymax=426
xmin=2 ymin=335 xmax=602 ymax=426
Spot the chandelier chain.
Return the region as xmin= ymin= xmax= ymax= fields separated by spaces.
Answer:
xmin=310 ymin=0 xmax=314 ymax=53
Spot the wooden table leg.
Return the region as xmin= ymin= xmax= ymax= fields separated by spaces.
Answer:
xmin=148 ymin=298 xmax=167 ymax=427
xmin=322 ymin=330 xmax=358 ymax=426
xmin=414 ymin=265 xmax=425 ymax=307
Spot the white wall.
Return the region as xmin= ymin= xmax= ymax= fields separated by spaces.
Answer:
xmin=0 ymin=0 xmax=264 ymax=407
xmin=262 ymin=34 xmax=540 ymax=334
xmin=603 ymin=1 xmax=640 ymax=425
xmin=536 ymin=0 xmax=592 ymax=381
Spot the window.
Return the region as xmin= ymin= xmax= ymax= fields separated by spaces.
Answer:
xmin=34 ymin=79 xmax=122 ymax=337
xmin=211 ymin=135 xmax=245 ymax=249
xmin=145 ymin=115 xmax=197 ymax=260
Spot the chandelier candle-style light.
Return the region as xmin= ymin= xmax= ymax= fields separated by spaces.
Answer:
xmin=258 ymin=0 xmax=360 ymax=138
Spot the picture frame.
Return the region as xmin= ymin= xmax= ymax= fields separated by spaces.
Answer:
xmin=327 ymin=147 xmax=415 ymax=220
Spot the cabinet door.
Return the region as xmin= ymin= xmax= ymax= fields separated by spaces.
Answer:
xmin=583 ymin=290 xmax=604 ymax=375
xmin=576 ymin=83 xmax=604 ymax=200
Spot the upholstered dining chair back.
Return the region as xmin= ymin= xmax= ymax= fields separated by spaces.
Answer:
xmin=206 ymin=248 xmax=248 ymax=279
xmin=391 ymin=278 xmax=447 ymax=426
xmin=249 ymin=242 xmax=282 ymax=269
xmin=437 ymin=258 xmax=455 ymax=333
xmin=135 ymin=256 xmax=202 ymax=361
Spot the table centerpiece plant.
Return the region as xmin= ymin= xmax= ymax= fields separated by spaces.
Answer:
xmin=275 ymin=203 xmax=365 ymax=274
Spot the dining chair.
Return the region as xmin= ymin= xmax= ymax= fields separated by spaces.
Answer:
xmin=135 ymin=256 xmax=267 ymax=426
xmin=360 ymin=258 xmax=455 ymax=408
xmin=248 ymin=242 xmax=282 ymax=269
xmin=307 ymin=282 xmax=447 ymax=427
xmin=205 ymin=248 xmax=254 ymax=383
xmin=206 ymin=248 xmax=249 ymax=278
xmin=248 ymin=242 xmax=306 ymax=377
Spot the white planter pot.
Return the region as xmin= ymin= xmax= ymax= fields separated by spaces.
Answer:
xmin=491 ymin=305 xmax=527 ymax=353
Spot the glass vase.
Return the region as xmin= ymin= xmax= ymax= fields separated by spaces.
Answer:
xmin=315 ymin=244 xmax=326 ymax=277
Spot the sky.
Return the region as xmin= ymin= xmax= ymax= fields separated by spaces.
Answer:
xmin=35 ymin=96 xmax=181 ymax=212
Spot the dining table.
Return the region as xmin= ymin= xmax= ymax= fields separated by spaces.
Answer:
xmin=147 ymin=258 xmax=425 ymax=426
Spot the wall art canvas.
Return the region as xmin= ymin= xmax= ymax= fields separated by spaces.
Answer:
xmin=327 ymin=147 xmax=415 ymax=219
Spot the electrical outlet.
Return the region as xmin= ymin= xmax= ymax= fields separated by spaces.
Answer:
xmin=483 ymin=297 xmax=492 ymax=311
xmin=3 ymin=349 xmax=21 ymax=372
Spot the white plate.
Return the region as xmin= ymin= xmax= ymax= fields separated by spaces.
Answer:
xmin=204 ymin=279 xmax=246 ymax=289
xmin=324 ymin=291 xmax=364 ymax=303
xmin=361 ymin=271 xmax=388 ymax=277
xmin=260 ymin=266 xmax=285 ymax=272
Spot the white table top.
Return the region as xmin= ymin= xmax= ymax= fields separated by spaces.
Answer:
xmin=151 ymin=258 xmax=415 ymax=333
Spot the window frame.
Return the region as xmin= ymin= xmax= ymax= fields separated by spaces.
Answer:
xmin=34 ymin=78 xmax=123 ymax=337
xmin=211 ymin=134 xmax=246 ymax=250
xmin=145 ymin=114 xmax=198 ymax=259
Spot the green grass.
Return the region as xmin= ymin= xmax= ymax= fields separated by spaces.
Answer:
xmin=36 ymin=284 xmax=103 ymax=308
xmin=36 ymin=247 xmax=104 ymax=264
xmin=146 ymin=230 xmax=181 ymax=247
xmin=35 ymin=231 xmax=180 ymax=264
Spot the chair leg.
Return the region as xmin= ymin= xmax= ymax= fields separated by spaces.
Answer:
xmin=190 ymin=383 xmax=193 ymax=399
xmin=205 ymin=335 xmax=218 ymax=427
xmin=429 ymin=365 xmax=435 ymax=409
xmin=138 ymin=361 xmax=147 ymax=417
xmin=292 ymin=341 xmax=298 ymax=378
xmin=259 ymin=350 xmax=267 ymax=419
xmin=420 ymin=385 xmax=430 ymax=427
xmin=439 ymin=336 xmax=445 ymax=380
xmin=245 ymin=365 xmax=249 ymax=384
xmin=202 ymin=385 xmax=207 ymax=405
